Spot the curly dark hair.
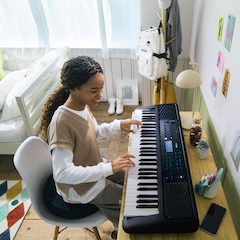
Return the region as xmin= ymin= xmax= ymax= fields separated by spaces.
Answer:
xmin=39 ymin=56 xmax=103 ymax=142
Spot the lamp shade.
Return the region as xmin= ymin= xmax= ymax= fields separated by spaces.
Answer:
xmin=176 ymin=70 xmax=202 ymax=89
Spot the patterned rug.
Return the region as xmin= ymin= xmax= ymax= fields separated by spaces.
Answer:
xmin=0 ymin=180 xmax=31 ymax=240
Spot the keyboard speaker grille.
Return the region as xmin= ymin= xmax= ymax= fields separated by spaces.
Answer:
xmin=159 ymin=104 xmax=177 ymax=120
xmin=163 ymin=182 xmax=193 ymax=219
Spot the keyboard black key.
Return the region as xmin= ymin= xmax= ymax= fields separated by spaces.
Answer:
xmin=137 ymin=199 xmax=158 ymax=203
xmin=136 ymin=205 xmax=158 ymax=208
xmin=137 ymin=194 xmax=158 ymax=198
xmin=137 ymin=187 xmax=158 ymax=191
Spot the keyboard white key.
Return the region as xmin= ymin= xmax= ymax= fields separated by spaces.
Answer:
xmin=124 ymin=109 xmax=159 ymax=217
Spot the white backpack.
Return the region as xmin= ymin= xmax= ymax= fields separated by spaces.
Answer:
xmin=136 ymin=27 xmax=168 ymax=80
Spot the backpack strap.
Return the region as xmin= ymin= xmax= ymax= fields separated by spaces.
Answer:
xmin=153 ymin=52 xmax=168 ymax=59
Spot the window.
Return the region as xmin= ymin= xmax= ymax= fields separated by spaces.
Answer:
xmin=0 ymin=0 xmax=140 ymax=58
xmin=0 ymin=0 xmax=38 ymax=48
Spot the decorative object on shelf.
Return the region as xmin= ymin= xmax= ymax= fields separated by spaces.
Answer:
xmin=176 ymin=62 xmax=202 ymax=129
xmin=195 ymin=168 xmax=223 ymax=199
xmin=196 ymin=140 xmax=210 ymax=159
xmin=189 ymin=115 xmax=202 ymax=148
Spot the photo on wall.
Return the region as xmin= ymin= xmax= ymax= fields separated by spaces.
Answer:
xmin=216 ymin=51 xmax=225 ymax=73
xmin=217 ymin=15 xmax=224 ymax=42
xmin=211 ymin=76 xmax=217 ymax=97
xmin=230 ymin=128 xmax=240 ymax=172
xmin=116 ymin=80 xmax=139 ymax=105
xmin=224 ymin=13 xmax=236 ymax=52
xmin=222 ymin=68 xmax=231 ymax=98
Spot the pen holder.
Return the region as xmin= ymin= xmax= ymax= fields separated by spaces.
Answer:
xmin=195 ymin=168 xmax=223 ymax=199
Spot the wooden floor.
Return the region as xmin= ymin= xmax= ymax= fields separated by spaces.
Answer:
xmin=0 ymin=102 xmax=141 ymax=240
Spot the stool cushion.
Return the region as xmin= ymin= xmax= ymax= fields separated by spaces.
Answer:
xmin=43 ymin=174 xmax=99 ymax=219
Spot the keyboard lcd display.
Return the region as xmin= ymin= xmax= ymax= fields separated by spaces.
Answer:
xmin=165 ymin=140 xmax=173 ymax=152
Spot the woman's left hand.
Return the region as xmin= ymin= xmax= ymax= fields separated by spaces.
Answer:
xmin=120 ymin=119 xmax=143 ymax=133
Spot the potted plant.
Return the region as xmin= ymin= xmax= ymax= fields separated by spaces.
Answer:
xmin=196 ymin=140 xmax=210 ymax=159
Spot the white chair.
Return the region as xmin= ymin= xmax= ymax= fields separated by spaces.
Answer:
xmin=13 ymin=136 xmax=108 ymax=240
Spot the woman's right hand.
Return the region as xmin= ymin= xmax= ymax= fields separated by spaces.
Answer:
xmin=111 ymin=154 xmax=135 ymax=173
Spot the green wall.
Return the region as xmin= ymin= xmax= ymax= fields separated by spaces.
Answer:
xmin=185 ymin=87 xmax=240 ymax=238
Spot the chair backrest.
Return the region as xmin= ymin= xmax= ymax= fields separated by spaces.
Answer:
xmin=13 ymin=136 xmax=53 ymax=220
xmin=14 ymin=136 xmax=109 ymax=230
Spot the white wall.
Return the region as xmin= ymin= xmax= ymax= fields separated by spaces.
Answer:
xmin=141 ymin=0 xmax=240 ymax=195
xmin=190 ymin=0 xmax=240 ymax=194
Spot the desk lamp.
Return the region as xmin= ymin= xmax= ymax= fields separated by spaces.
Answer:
xmin=176 ymin=62 xmax=202 ymax=129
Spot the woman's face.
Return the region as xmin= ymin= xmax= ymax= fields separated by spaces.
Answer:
xmin=69 ymin=72 xmax=104 ymax=110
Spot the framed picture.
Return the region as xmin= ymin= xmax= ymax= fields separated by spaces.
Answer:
xmin=116 ymin=80 xmax=139 ymax=105
xmin=230 ymin=128 xmax=240 ymax=172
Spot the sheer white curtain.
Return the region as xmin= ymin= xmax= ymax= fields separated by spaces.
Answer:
xmin=0 ymin=0 xmax=38 ymax=48
xmin=102 ymin=0 xmax=141 ymax=58
xmin=0 ymin=0 xmax=140 ymax=59
xmin=41 ymin=0 xmax=102 ymax=48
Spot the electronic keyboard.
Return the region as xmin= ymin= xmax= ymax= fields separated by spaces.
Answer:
xmin=122 ymin=103 xmax=199 ymax=234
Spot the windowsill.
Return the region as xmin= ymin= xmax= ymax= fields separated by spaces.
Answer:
xmin=1 ymin=47 xmax=137 ymax=60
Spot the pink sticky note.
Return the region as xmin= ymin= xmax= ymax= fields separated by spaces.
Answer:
xmin=217 ymin=51 xmax=221 ymax=67
xmin=227 ymin=29 xmax=232 ymax=39
xmin=219 ymin=54 xmax=225 ymax=73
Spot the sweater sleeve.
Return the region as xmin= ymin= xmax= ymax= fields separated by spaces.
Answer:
xmin=52 ymin=148 xmax=113 ymax=184
xmin=93 ymin=117 xmax=121 ymax=139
